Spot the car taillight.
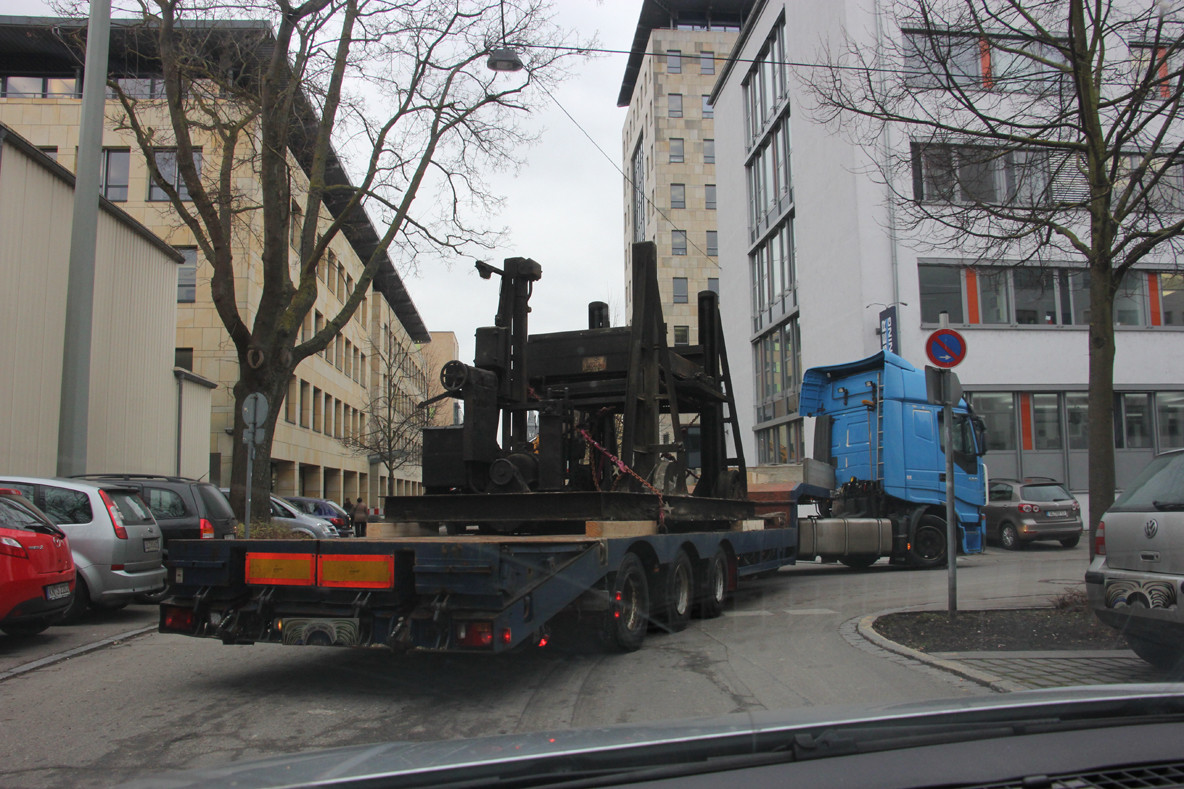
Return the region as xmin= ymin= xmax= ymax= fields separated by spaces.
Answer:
xmin=330 ymin=517 xmax=345 ymax=528
xmin=98 ymin=490 xmax=129 ymax=539
xmin=0 ymin=536 xmax=28 ymax=559
xmin=199 ymin=518 xmax=214 ymax=539
xmin=1019 ymin=503 xmax=1041 ymax=514
xmin=1095 ymin=521 xmax=1106 ymax=555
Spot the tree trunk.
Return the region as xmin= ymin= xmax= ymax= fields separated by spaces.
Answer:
xmin=228 ymin=367 xmax=292 ymax=526
xmin=1086 ymin=262 xmax=1117 ymax=559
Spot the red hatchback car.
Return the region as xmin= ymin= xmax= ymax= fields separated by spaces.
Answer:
xmin=0 ymin=488 xmax=75 ymax=636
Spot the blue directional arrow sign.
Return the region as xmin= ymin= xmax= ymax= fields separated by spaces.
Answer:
xmin=925 ymin=328 xmax=967 ymax=369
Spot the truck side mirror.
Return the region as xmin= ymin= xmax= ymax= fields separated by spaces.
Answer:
xmin=971 ymin=416 xmax=988 ymax=457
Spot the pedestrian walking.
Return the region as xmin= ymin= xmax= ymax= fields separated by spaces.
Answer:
xmin=352 ymin=498 xmax=368 ymax=538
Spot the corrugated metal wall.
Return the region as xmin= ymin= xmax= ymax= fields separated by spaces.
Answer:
xmin=0 ymin=136 xmax=184 ymax=476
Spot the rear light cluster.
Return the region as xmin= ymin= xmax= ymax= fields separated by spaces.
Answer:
xmin=454 ymin=622 xmax=513 ymax=649
xmin=161 ymin=605 xmax=198 ymax=633
xmin=1019 ymin=503 xmax=1041 ymax=514
xmin=0 ymin=535 xmax=28 ymax=559
xmin=1095 ymin=521 xmax=1106 ymax=555
xmin=199 ymin=518 xmax=214 ymax=539
xmin=330 ymin=517 xmax=346 ymax=528
xmin=98 ymin=490 xmax=129 ymax=539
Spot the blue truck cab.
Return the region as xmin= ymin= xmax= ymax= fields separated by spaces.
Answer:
xmin=800 ymin=350 xmax=987 ymax=565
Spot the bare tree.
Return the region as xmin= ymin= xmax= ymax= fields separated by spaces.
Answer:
xmin=339 ymin=337 xmax=432 ymax=496
xmin=82 ymin=0 xmax=586 ymax=521
xmin=804 ymin=0 xmax=1184 ymax=546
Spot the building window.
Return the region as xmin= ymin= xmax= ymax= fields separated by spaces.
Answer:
xmin=702 ymin=95 xmax=713 ymax=119
xmin=708 ymin=278 xmax=719 ymax=294
xmin=100 ymin=149 xmax=130 ymax=201
xmin=1 ymin=75 xmax=77 ymax=97
xmin=1065 ymin=392 xmax=1088 ymax=450
xmin=669 ymin=138 xmax=684 ymax=163
xmin=148 ymin=149 xmax=199 ymax=201
xmin=286 ymin=378 xmax=298 ymax=423
xmin=704 ymin=139 xmax=715 ymax=164
xmin=706 ymin=230 xmax=718 ymax=256
xmin=290 ymin=200 xmax=302 ymax=250
xmin=631 ymin=138 xmax=646 ymax=242
xmin=108 ymin=75 xmax=166 ymax=99
xmin=700 ymin=51 xmax=715 ymax=75
xmin=705 ymin=184 xmax=716 ymax=210
xmin=753 ymin=318 xmax=801 ymax=426
xmin=176 ymin=247 xmax=197 ymax=303
xmin=668 ymin=93 xmax=683 ymax=118
xmin=174 ymin=347 xmax=193 ymax=370
xmin=903 ymin=30 xmax=1064 ymax=92
xmin=918 ymin=265 xmax=965 ymax=323
xmin=1158 ymin=391 xmax=1184 ymax=448
xmin=667 ymin=50 xmax=681 ymax=73
xmin=673 ymin=325 xmax=690 ymax=346
xmin=672 ymin=230 xmax=687 ymax=256
xmin=38 ymin=146 xmax=58 ymax=161
xmin=969 ymin=392 xmax=1017 ymax=451
xmin=673 ymin=277 xmax=688 ymax=303
xmin=1029 ymin=393 xmax=1062 ymax=450
xmin=1116 ymin=393 xmax=1154 ymax=449
xmin=1013 ymin=268 xmax=1057 ymax=324
xmin=670 ymin=183 xmax=685 ymax=209
xmin=1162 ymin=273 xmax=1184 ymax=325
xmin=912 ymin=142 xmax=1051 ymax=205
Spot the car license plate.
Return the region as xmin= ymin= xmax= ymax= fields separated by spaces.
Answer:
xmin=44 ymin=582 xmax=71 ymax=601
xmin=144 ymin=537 xmax=160 ymax=552
xmin=1047 ymin=510 xmax=1067 ymax=518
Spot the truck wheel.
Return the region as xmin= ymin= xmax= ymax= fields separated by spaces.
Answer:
xmin=600 ymin=553 xmax=649 ymax=652
xmin=910 ymin=515 xmax=947 ymax=568
xmin=1126 ymin=635 xmax=1184 ymax=672
xmin=658 ymin=550 xmax=694 ymax=633
xmin=840 ymin=555 xmax=878 ymax=570
xmin=1000 ymin=523 xmax=1022 ymax=551
xmin=696 ymin=548 xmax=729 ymax=619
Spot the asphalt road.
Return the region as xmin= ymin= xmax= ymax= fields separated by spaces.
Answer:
xmin=0 ymin=543 xmax=1093 ymax=788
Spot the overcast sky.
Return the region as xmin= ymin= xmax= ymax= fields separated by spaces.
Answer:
xmin=6 ymin=0 xmax=640 ymax=365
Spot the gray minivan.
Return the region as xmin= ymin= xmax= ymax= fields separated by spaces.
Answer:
xmin=1087 ymin=449 xmax=1184 ymax=670
xmin=0 ymin=476 xmax=166 ymax=619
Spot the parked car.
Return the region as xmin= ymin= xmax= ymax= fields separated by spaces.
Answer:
xmin=1087 ymin=448 xmax=1184 ymax=669
xmin=220 ymin=490 xmax=339 ymax=539
xmin=285 ymin=496 xmax=354 ymax=537
xmin=73 ymin=474 xmax=236 ymax=553
xmin=983 ymin=477 xmax=1083 ymax=550
xmin=0 ymin=488 xmax=74 ymax=636
xmin=0 ymin=476 xmax=165 ymax=620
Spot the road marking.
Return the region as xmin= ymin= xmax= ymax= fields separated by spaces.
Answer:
xmin=725 ymin=609 xmax=773 ymax=617
xmin=0 ymin=626 xmax=156 ymax=682
xmin=784 ymin=608 xmax=838 ymax=615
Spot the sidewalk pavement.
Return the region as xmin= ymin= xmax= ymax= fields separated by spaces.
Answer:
xmin=858 ymin=612 xmax=1166 ymax=693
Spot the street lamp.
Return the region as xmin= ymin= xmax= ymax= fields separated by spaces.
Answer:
xmin=486 ymin=0 xmax=523 ymax=73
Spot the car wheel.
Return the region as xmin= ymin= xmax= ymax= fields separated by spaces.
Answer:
xmin=1000 ymin=523 xmax=1022 ymax=551
xmin=1059 ymin=534 xmax=1081 ymax=549
xmin=1126 ymin=635 xmax=1184 ymax=672
xmin=910 ymin=514 xmax=947 ymax=568
xmin=599 ymin=552 xmax=649 ymax=652
xmin=1 ymin=619 xmax=52 ymax=637
xmin=60 ymin=574 xmax=90 ymax=623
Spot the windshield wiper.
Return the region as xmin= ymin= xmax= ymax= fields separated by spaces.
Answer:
xmin=1153 ymin=500 xmax=1184 ymax=511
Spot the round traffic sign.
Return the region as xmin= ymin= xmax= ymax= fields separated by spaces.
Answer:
xmin=242 ymin=392 xmax=269 ymax=428
xmin=925 ymin=328 xmax=967 ymax=368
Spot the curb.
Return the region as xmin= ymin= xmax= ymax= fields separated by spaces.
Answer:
xmin=856 ymin=609 xmax=1029 ymax=693
xmin=0 ymin=625 xmax=156 ymax=682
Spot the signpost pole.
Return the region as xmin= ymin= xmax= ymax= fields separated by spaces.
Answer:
xmin=244 ymin=436 xmax=254 ymax=540
xmin=943 ymin=371 xmax=957 ymax=618
xmin=241 ymin=393 xmax=269 ymax=540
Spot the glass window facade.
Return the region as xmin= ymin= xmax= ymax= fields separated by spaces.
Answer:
xmin=671 ymin=183 xmax=685 ymax=209
xmin=672 ymin=230 xmax=687 ymax=256
xmin=176 ymin=247 xmax=197 ymax=303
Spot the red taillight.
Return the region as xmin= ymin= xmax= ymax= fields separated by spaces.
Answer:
xmin=98 ymin=490 xmax=129 ymax=539
xmin=1095 ymin=521 xmax=1106 ymax=555
xmin=1071 ymin=501 xmax=1081 ymax=512
xmin=0 ymin=488 xmax=26 ymax=497
xmin=456 ymin=621 xmax=494 ymax=648
xmin=501 ymin=627 xmax=512 ymax=645
xmin=0 ymin=536 xmax=28 ymax=559
xmin=161 ymin=605 xmax=197 ymax=633
xmin=199 ymin=518 xmax=214 ymax=539
xmin=330 ymin=517 xmax=345 ymax=528
xmin=1019 ymin=503 xmax=1041 ymax=514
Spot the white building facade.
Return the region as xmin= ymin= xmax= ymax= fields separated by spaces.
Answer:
xmin=711 ymin=0 xmax=1184 ymax=501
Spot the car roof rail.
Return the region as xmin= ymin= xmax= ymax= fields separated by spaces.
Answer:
xmin=71 ymin=473 xmax=195 ymax=483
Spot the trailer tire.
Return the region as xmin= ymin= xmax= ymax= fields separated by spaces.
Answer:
xmin=696 ymin=549 xmax=729 ymax=619
xmin=910 ymin=514 xmax=947 ymax=568
xmin=658 ymin=550 xmax=694 ymax=633
xmin=600 ymin=553 xmax=649 ymax=652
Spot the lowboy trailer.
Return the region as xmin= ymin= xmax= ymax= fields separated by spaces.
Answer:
xmin=161 ymin=243 xmax=822 ymax=653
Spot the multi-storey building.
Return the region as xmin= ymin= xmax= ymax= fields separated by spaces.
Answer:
xmin=711 ymin=1 xmax=1184 ymax=511
xmin=618 ymin=1 xmax=750 ymax=349
xmin=0 ymin=16 xmax=433 ymax=505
